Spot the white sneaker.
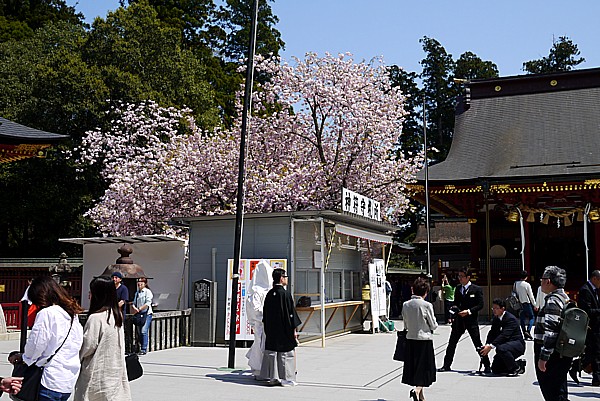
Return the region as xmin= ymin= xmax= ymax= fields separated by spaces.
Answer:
xmin=281 ymin=380 xmax=297 ymax=387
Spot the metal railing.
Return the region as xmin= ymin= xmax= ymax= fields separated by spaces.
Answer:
xmin=146 ymin=309 xmax=192 ymax=352
xmin=79 ymin=309 xmax=192 ymax=354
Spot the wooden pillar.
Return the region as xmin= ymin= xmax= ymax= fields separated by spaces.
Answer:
xmin=594 ymin=222 xmax=600 ymax=271
xmin=524 ymin=221 xmax=532 ymax=275
xmin=470 ymin=220 xmax=481 ymax=271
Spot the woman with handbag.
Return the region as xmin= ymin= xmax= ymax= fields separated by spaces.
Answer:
xmin=12 ymin=276 xmax=84 ymax=401
xmin=74 ymin=276 xmax=132 ymax=401
xmin=401 ymin=277 xmax=438 ymax=401
xmin=131 ymin=277 xmax=153 ymax=355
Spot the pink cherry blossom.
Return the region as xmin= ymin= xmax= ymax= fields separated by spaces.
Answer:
xmin=75 ymin=53 xmax=423 ymax=236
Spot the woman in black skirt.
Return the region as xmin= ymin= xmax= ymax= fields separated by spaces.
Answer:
xmin=401 ymin=277 xmax=438 ymax=401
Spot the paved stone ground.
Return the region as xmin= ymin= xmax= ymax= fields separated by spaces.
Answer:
xmin=0 ymin=321 xmax=596 ymax=400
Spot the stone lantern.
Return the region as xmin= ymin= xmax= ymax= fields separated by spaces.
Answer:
xmin=100 ymin=244 xmax=150 ymax=301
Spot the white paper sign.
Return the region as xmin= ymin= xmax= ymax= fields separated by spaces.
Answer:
xmin=368 ymin=259 xmax=387 ymax=331
xmin=342 ymin=187 xmax=381 ymax=221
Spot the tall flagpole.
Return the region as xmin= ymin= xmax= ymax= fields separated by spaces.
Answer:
xmin=423 ymin=96 xmax=431 ymax=276
xmin=228 ymin=0 xmax=259 ymax=369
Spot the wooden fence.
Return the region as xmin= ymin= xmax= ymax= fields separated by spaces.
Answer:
xmin=0 ymin=259 xmax=83 ymax=304
xmin=2 ymin=303 xmax=21 ymax=328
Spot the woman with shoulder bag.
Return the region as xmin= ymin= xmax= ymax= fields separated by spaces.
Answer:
xmin=401 ymin=277 xmax=438 ymax=401
xmin=12 ymin=276 xmax=84 ymax=401
xmin=131 ymin=277 xmax=153 ymax=355
xmin=74 ymin=276 xmax=132 ymax=401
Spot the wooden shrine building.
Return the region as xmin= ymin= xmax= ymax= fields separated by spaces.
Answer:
xmin=0 ymin=117 xmax=68 ymax=163
xmin=412 ymin=68 xmax=600 ymax=293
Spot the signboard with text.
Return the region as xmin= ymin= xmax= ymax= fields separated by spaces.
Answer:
xmin=342 ymin=187 xmax=381 ymax=221
xmin=368 ymin=259 xmax=387 ymax=331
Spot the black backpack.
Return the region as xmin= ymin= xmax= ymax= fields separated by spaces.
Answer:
xmin=296 ymin=296 xmax=311 ymax=307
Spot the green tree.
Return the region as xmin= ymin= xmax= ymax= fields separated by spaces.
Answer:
xmin=392 ymin=39 xmax=499 ymax=241
xmin=0 ymin=2 xmax=223 ymax=256
xmin=0 ymin=0 xmax=82 ymax=42
xmin=214 ymin=0 xmax=284 ymax=61
xmin=211 ymin=0 xmax=285 ymax=124
xmin=523 ymin=36 xmax=585 ymax=74
xmin=0 ymin=22 xmax=108 ymax=138
xmin=454 ymin=51 xmax=499 ymax=80
xmin=388 ymin=66 xmax=422 ymax=158
xmin=116 ymin=0 xmax=282 ymax=128
xmin=419 ymin=36 xmax=456 ymax=161
xmin=419 ymin=38 xmax=500 ymax=161
xmin=119 ymin=0 xmax=217 ymax=50
xmin=0 ymin=22 xmax=108 ymax=256
xmin=85 ymin=0 xmax=219 ymax=129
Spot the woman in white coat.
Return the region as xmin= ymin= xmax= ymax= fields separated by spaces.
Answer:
xmin=74 ymin=276 xmax=131 ymax=401
xmin=245 ymin=261 xmax=273 ymax=378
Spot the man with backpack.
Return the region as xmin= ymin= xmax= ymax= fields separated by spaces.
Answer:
xmin=533 ymin=266 xmax=571 ymax=401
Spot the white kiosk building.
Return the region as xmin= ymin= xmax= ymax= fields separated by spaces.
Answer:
xmin=176 ymin=210 xmax=398 ymax=345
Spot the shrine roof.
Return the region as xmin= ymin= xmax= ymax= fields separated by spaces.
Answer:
xmin=0 ymin=117 xmax=69 ymax=143
xmin=420 ymin=68 xmax=600 ymax=184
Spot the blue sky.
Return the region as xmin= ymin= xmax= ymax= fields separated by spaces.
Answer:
xmin=66 ymin=0 xmax=600 ymax=77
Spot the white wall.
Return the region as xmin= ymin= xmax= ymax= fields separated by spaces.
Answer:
xmin=81 ymin=241 xmax=187 ymax=311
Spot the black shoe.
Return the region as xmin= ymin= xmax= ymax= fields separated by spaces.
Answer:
xmin=517 ymin=360 xmax=526 ymax=374
xmin=506 ymin=366 xmax=520 ymax=377
xmin=483 ymin=367 xmax=492 ymax=374
xmin=409 ymin=389 xmax=418 ymax=401
xmin=437 ymin=366 xmax=451 ymax=372
xmin=569 ymin=366 xmax=579 ymax=384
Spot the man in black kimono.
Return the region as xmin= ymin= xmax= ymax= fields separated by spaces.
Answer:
xmin=260 ymin=268 xmax=302 ymax=386
xmin=480 ymin=298 xmax=525 ymax=375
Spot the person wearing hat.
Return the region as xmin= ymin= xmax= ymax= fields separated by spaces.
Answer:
xmin=112 ymin=271 xmax=129 ymax=317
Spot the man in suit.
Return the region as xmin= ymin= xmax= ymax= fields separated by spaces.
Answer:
xmin=438 ymin=267 xmax=491 ymax=372
xmin=576 ymin=269 xmax=600 ymax=386
xmin=480 ymin=298 xmax=525 ymax=375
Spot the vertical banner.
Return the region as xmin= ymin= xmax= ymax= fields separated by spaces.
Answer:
xmin=368 ymin=259 xmax=387 ymax=331
xmin=225 ymin=259 xmax=248 ymax=340
xmin=225 ymin=259 xmax=287 ymax=341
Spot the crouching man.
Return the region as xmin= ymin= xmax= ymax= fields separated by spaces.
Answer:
xmin=479 ymin=298 xmax=525 ymax=376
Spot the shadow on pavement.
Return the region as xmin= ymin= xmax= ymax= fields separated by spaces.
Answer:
xmin=207 ymin=372 xmax=270 ymax=387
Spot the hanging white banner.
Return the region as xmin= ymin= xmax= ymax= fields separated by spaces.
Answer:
xmin=225 ymin=259 xmax=288 ymax=341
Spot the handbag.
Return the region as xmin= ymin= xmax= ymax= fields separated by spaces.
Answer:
xmin=125 ymin=353 xmax=143 ymax=381
xmin=132 ymin=292 xmax=147 ymax=326
xmin=393 ymin=330 xmax=407 ymax=361
xmin=132 ymin=312 xmax=147 ymax=327
xmin=12 ymin=318 xmax=74 ymax=401
xmin=507 ymin=282 xmax=522 ymax=312
xmin=11 ymin=364 xmax=43 ymax=401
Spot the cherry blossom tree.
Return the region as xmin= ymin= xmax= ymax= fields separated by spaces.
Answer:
xmin=76 ymin=53 xmax=422 ymax=236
